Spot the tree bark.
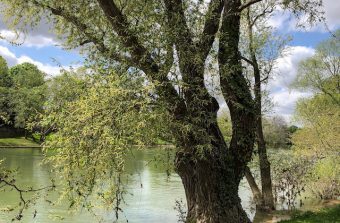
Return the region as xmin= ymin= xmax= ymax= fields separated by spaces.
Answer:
xmin=218 ymin=0 xmax=256 ymax=183
xmin=177 ymin=154 xmax=250 ymax=223
xmin=170 ymin=62 xmax=253 ymax=222
xmin=175 ymin=122 xmax=251 ymax=223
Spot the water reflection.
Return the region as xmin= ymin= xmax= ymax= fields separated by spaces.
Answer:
xmin=0 ymin=148 xmax=256 ymax=223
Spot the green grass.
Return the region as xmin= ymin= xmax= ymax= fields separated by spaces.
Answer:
xmin=280 ymin=205 xmax=340 ymax=223
xmin=0 ymin=137 xmax=40 ymax=147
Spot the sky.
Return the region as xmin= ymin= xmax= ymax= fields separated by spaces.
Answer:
xmin=0 ymin=0 xmax=339 ymax=123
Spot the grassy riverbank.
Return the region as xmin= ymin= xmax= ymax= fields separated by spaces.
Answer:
xmin=0 ymin=137 xmax=40 ymax=147
xmin=279 ymin=205 xmax=340 ymax=223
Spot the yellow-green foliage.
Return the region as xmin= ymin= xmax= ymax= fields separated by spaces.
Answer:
xmin=291 ymin=33 xmax=340 ymax=200
xmin=292 ymin=94 xmax=339 ymax=156
xmin=292 ymin=87 xmax=339 ymax=200
xmin=42 ymin=71 xmax=170 ymax=212
xmin=307 ymin=157 xmax=340 ymax=199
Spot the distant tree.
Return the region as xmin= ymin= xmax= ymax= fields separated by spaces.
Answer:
xmin=217 ymin=109 xmax=233 ymax=142
xmin=0 ymin=56 xmax=12 ymax=88
xmin=263 ymin=116 xmax=290 ymax=148
xmin=9 ymin=63 xmax=45 ymax=88
xmin=293 ymin=95 xmax=339 ymax=155
xmin=292 ymin=30 xmax=339 ymax=155
xmin=8 ymin=63 xmax=46 ymax=130
xmin=292 ymin=29 xmax=340 ymax=105
xmin=0 ymin=56 xmax=13 ymax=125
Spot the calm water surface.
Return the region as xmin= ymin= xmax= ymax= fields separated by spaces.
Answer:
xmin=0 ymin=148 xmax=255 ymax=223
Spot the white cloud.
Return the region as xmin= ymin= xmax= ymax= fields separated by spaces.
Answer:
xmin=269 ymin=46 xmax=315 ymax=91
xmin=0 ymin=45 xmax=62 ymax=75
xmin=267 ymin=46 xmax=315 ymax=122
xmin=0 ymin=45 xmax=19 ymax=66
xmin=17 ymin=55 xmax=62 ymax=75
xmin=213 ymin=45 xmax=315 ymax=121
xmin=268 ymin=0 xmax=340 ymax=32
xmin=267 ymin=8 xmax=291 ymax=30
xmin=271 ymin=89 xmax=312 ymax=122
xmin=0 ymin=14 xmax=58 ymax=48
xmin=0 ymin=29 xmax=58 ymax=48
xmin=323 ymin=0 xmax=340 ymax=30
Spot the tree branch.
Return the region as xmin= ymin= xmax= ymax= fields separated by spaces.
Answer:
xmin=250 ymin=7 xmax=274 ymax=27
xmin=0 ymin=177 xmax=55 ymax=221
xmin=199 ymin=0 xmax=224 ymax=60
xmin=31 ymin=0 xmax=133 ymax=65
xmin=241 ymin=55 xmax=255 ymax=67
xmin=248 ymin=2 xmax=275 ymax=27
xmin=261 ymin=75 xmax=269 ymax=83
xmin=163 ymin=0 xmax=219 ymax=115
xmin=33 ymin=0 xmax=187 ymax=120
xmin=239 ymin=0 xmax=262 ymax=12
xmin=96 ymin=0 xmax=188 ymax=119
xmin=163 ymin=0 xmax=194 ymax=53
xmin=96 ymin=0 xmax=152 ymax=68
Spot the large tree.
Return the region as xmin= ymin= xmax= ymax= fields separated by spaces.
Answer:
xmin=0 ymin=0 xmax=324 ymax=222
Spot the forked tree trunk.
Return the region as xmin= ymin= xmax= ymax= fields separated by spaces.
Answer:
xmin=163 ymin=0 xmax=256 ymax=221
xmin=172 ymin=88 xmax=254 ymax=223
xmin=175 ymin=146 xmax=251 ymax=223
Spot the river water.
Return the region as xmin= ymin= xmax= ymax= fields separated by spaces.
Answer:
xmin=0 ymin=148 xmax=257 ymax=223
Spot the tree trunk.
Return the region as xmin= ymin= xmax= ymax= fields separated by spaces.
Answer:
xmin=256 ymin=119 xmax=275 ymax=210
xmin=245 ymin=166 xmax=262 ymax=205
xmin=172 ymin=105 xmax=253 ymax=223
xmin=175 ymin=145 xmax=251 ymax=223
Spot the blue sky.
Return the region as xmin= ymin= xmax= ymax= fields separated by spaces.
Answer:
xmin=2 ymin=43 xmax=82 ymax=65
xmin=0 ymin=0 xmax=339 ymax=122
xmin=290 ymin=31 xmax=334 ymax=47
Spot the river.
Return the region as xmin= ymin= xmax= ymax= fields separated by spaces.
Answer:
xmin=0 ymin=147 xmax=268 ymax=223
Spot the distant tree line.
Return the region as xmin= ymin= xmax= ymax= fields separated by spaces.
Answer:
xmin=0 ymin=57 xmax=45 ymax=139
